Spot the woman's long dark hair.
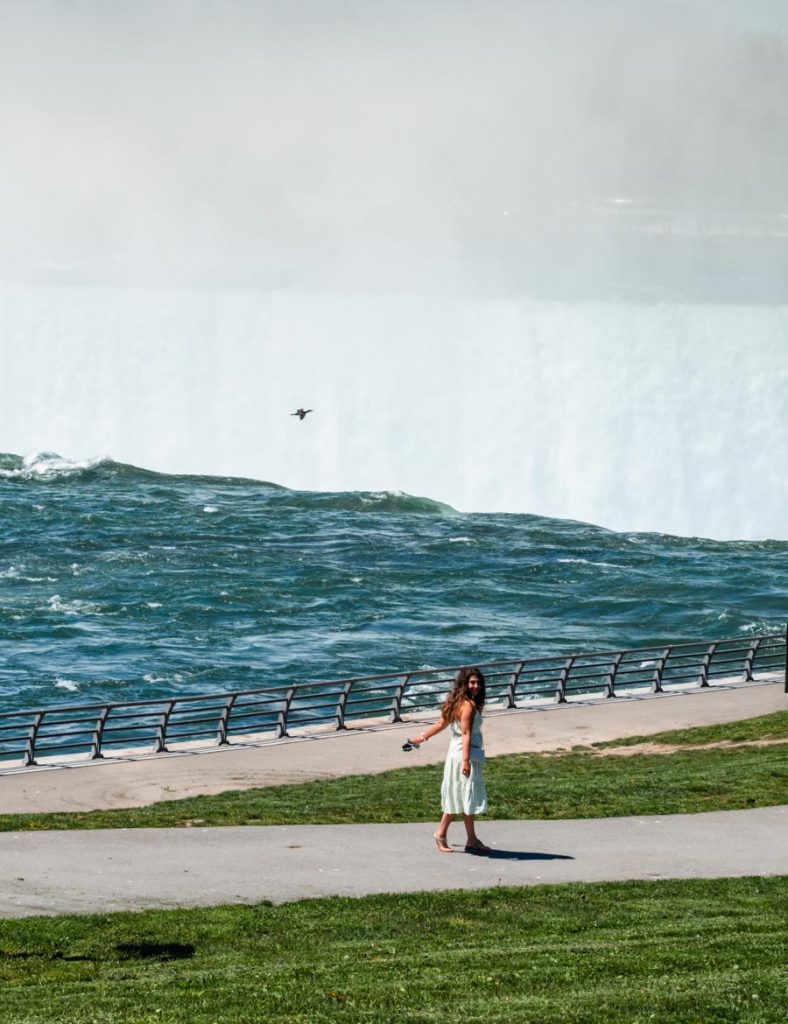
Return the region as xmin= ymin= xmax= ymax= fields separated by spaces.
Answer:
xmin=441 ymin=666 xmax=486 ymax=722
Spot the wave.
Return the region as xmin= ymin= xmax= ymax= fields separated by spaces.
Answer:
xmin=0 ymin=450 xmax=129 ymax=481
xmin=0 ymin=450 xmax=282 ymax=487
xmin=0 ymin=451 xmax=454 ymax=515
xmin=3 ymin=451 xmax=785 ymax=534
xmin=283 ymin=489 xmax=455 ymax=515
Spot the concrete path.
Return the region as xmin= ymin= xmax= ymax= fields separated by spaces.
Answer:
xmin=1 ymin=807 xmax=786 ymax=918
xmin=2 ymin=678 xmax=784 ymax=814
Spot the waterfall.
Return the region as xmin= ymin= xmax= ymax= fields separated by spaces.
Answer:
xmin=1 ymin=284 xmax=786 ymax=540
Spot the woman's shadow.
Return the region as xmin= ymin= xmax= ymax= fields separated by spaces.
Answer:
xmin=468 ymin=849 xmax=574 ymax=861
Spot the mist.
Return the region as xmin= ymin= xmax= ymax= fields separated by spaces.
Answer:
xmin=2 ymin=0 xmax=788 ymax=299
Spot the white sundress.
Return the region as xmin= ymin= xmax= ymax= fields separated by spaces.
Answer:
xmin=440 ymin=711 xmax=488 ymax=816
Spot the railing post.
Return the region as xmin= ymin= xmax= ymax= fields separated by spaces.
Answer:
xmin=277 ymin=687 xmax=296 ymax=738
xmin=784 ymin=623 xmax=787 ymax=694
xmin=390 ymin=674 xmax=411 ymax=722
xmin=25 ymin=712 xmax=44 ymax=766
xmin=335 ymin=681 xmax=353 ymax=729
xmin=652 ymin=648 xmax=670 ymax=693
xmin=605 ymin=653 xmax=623 ymax=698
xmin=742 ymin=637 xmax=762 ymax=682
xmin=156 ymin=701 xmax=175 ymax=752
xmin=217 ymin=694 xmax=237 ymax=746
xmin=555 ymin=658 xmax=574 ymax=703
xmin=90 ymin=705 xmax=111 ymax=759
xmin=698 ymin=643 xmax=716 ymax=688
xmin=507 ymin=662 xmax=525 ymax=708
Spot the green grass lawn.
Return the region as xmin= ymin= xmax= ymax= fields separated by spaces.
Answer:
xmin=2 ymin=715 xmax=786 ymax=1022
xmin=3 ymin=713 xmax=786 ymax=832
xmin=0 ymin=877 xmax=785 ymax=1024
xmin=592 ymin=708 xmax=788 ymax=747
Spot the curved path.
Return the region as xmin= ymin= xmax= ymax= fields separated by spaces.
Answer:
xmin=1 ymin=807 xmax=786 ymax=918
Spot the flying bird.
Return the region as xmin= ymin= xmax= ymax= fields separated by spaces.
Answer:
xmin=291 ymin=408 xmax=313 ymax=420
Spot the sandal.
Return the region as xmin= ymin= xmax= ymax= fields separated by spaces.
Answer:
xmin=434 ymin=833 xmax=453 ymax=853
xmin=464 ymin=838 xmax=491 ymax=854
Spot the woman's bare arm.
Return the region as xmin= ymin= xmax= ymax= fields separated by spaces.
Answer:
xmin=459 ymin=700 xmax=475 ymax=774
xmin=415 ymin=716 xmax=449 ymax=745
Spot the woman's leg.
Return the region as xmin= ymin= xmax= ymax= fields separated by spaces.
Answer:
xmin=434 ymin=812 xmax=453 ymax=852
xmin=463 ymin=814 xmax=491 ymax=851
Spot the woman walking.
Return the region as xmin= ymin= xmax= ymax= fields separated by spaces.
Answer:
xmin=412 ymin=666 xmax=491 ymax=853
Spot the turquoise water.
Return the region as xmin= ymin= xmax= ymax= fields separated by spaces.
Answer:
xmin=1 ymin=453 xmax=785 ymax=713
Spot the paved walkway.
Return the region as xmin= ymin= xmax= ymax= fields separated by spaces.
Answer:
xmin=1 ymin=679 xmax=785 ymax=919
xmin=2 ymin=808 xmax=786 ymax=918
xmin=2 ymin=678 xmax=784 ymax=814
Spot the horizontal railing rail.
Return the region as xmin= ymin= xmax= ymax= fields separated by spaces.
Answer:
xmin=0 ymin=629 xmax=784 ymax=768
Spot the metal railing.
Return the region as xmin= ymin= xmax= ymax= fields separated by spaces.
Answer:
xmin=0 ymin=630 xmax=784 ymax=768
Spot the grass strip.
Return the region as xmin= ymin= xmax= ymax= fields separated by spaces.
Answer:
xmin=0 ymin=877 xmax=785 ymax=1023
xmin=592 ymin=709 xmax=788 ymax=748
xmin=3 ymin=740 xmax=786 ymax=831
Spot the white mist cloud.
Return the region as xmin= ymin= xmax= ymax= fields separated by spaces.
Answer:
xmin=1 ymin=0 xmax=787 ymax=295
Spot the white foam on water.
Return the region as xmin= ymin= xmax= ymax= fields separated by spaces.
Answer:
xmin=54 ymin=678 xmax=80 ymax=692
xmin=359 ymin=491 xmax=407 ymax=505
xmin=741 ymin=621 xmax=778 ymax=635
xmin=47 ymin=594 xmax=102 ymax=615
xmin=0 ymin=450 xmax=112 ymax=481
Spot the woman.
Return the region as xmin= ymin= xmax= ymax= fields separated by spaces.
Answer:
xmin=412 ymin=666 xmax=491 ymax=853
